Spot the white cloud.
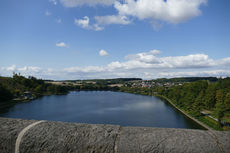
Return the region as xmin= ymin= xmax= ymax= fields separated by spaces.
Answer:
xmin=75 ymin=15 xmax=130 ymax=31
xmin=60 ymin=0 xmax=116 ymax=7
xmin=2 ymin=65 xmax=230 ymax=80
xmin=125 ymin=49 xmax=161 ymax=63
xmin=219 ymin=57 xmax=230 ymax=66
xmin=74 ymin=16 xmax=104 ymax=31
xmin=6 ymin=65 xmax=16 ymax=71
xmin=64 ymin=0 xmax=208 ymax=30
xmin=74 ymin=16 xmax=90 ymax=29
xmin=49 ymin=0 xmax=57 ymax=5
xmin=149 ymin=49 xmax=161 ymax=55
xmin=95 ymin=15 xmax=131 ymax=25
xmin=116 ymin=53 xmax=215 ymax=70
xmin=65 ymin=66 xmax=105 ymax=73
xmin=45 ymin=10 xmax=51 ymax=16
xmin=99 ymin=49 xmax=109 ymax=56
xmin=114 ymin=0 xmax=207 ymax=24
xmin=56 ymin=42 xmax=67 ymax=47
xmin=1 ymin=65 xmax=43 ymax=78
xmin=17 ymin=66 xmax=42 ymax=73
xmin=93 ymin=24 xmax=104 ymax=31
xmin=2 ymin=50 xmax=230 ymax=80
xmin=161 ymin=54 xmax=215 ymax=68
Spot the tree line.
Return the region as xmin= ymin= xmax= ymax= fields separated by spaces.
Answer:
xmin=120 ymin=78 xmax=230 ymax=128
xmin=0 ymin=74 xmax=121 ymax=103
xmin=159 ymin=78 xmax=230 ymax=126
xmin=0 ymin=74 xmax=71 ymax=102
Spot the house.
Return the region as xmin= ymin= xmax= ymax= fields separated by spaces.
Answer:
xmin=22 ymin=91 xmax=33 ymax=100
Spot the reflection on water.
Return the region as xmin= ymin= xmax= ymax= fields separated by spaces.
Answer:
xmin=0 ymin=91 xmax=204 ymax=129
xmin=93 ymin=101 xmax=157 ymax=113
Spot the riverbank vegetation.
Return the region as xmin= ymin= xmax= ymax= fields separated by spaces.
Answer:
xmin=1 ymin=74 xmax=229 ymax=130
xmin=0 ymin=74 xmax=72 ymax=102
xmin=0 ymin=74 xmax=125 ymax=103
xmin=120 ymin=78 xmax=230 ymax=130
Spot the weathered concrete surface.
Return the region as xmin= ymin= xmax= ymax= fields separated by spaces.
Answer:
xmin=0 ymin=117 xmax=230 ymax=153
xmin=117 ymin=127 xmax=228 ymax=153
xmin=210 ymin=131 xmax=230 ymax=152
xmin=0 ymin=118 xmax=36 ymax=153
xmin=20 ymin=121 xmax=120 ymax=153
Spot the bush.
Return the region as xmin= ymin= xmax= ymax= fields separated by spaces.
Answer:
xmin=0 ymin=84 xmax=13 ymax=102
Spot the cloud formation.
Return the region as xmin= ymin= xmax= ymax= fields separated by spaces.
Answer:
xmin=99 ymin=49 xmax=109 ymax=56
xmin=56 ymin=42 xmax=67 ymax=47
xmin=69 ymin=0 xmax=207 ymax=30
xmin=114 ymin=0 xmax=207 ymax=24
xmin=74 ymin=16 xmax=90 ymax=29
xmin=95 ymin=15 xmax=131 ymax=25
xmin=74 ymin=16 xmax=103 ymax=31
xmin=107 ymin=51 xmax=218 ymax=71
xmin=75 ymin=15 xmax=131 ymax=31
xmin=1 ymin=50 xmax=229 ymax=79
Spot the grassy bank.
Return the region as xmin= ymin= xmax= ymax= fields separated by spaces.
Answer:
xmin=154 ymin=94 xmax=212 ymax=130
xmin=119 ymin=86 xmax=228 ymax=131
xmin=155 ymin=95 xmax=230 ymax=131
xmin=197 ymin=116 xmax=223 ymax=131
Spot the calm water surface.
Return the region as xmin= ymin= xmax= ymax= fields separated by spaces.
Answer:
xmin=0 ymin=91 xmax=204 ymax=129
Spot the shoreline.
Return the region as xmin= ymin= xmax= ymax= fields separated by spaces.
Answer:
xmin=155 ymin=94 xmax=213 ymax=131
xmin=1 ymin=90 xmax=214 ymax=130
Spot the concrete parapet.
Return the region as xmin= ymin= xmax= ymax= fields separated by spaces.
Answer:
xmin=0 ymin=117 xmax=229 ymax=153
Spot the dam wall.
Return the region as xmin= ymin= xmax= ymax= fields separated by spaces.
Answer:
xmin=0 ymin=117 xmax=230 ymax=153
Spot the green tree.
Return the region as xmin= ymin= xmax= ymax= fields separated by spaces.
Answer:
xmin=224 ymin=92 xmax=230 ymax=111
xmin=0 ymin=84 xmax=13 ymax=102
xmin=192 ymin=90 xmax=205 ymax=117
xmin=34 ymin=85 xmax=43 ymax=94
xmin=204 ymin=84 xmax=216 ymax=109
xmin=215 ymin=90 xmax=225 ymax=127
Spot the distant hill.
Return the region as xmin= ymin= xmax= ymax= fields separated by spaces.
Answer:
xmin=153 ymin=77 xmax=218 ymax=83
xmin=59 ymin=78 xmax=142 ymax=84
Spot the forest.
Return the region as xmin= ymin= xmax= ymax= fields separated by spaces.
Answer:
xmin=0 ymin=74 xmax=72 ymax=102
xmin=0 ymin=74 xmax=122 ymax=103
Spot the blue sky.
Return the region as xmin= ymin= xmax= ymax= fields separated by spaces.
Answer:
xmin=0 ymin=0 xmax=230 ymax=80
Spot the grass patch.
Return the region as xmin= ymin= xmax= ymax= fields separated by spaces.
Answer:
xmin=222 ymin=114 xmax=230 ymax=123
xmin=197 ymin=116 xmax=223 ymax=131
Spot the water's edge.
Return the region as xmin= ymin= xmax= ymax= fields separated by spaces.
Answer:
xmin=155 ymin=94 xmax=212 ymax=130
xmin=1 ymin=91 xmax=207 ymax=129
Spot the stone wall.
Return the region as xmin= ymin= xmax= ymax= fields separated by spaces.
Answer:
xmin=0 ymin=117 xmax=229 ymax=153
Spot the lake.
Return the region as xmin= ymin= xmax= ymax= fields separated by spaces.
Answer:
xmin=0 ymin=91 xmax=205 ymax=129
